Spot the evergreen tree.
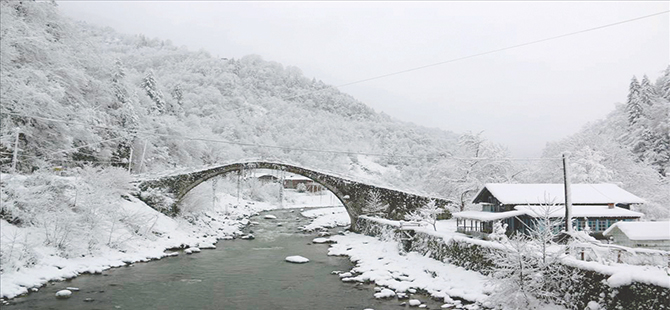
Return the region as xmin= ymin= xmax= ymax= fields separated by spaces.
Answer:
xmin=656 ymin=65 xmax=670 ymax=101
xmin=625 ymin=76 xmax=643 ymax=125
xmin=639 ymin=75 xmax=656 ymax=107
xmin=142 ymin=70 xmax=166 ymax=114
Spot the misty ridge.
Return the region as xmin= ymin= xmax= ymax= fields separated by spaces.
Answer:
xmin=1 ymin=1 xmax=669 ymax=219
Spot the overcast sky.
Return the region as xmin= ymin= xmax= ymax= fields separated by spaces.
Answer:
xmin=57 ymin=1 xmax=669 ymax=157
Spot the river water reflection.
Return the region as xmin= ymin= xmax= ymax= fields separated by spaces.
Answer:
xmin=6 ymin=208 xmax=445 ymax=310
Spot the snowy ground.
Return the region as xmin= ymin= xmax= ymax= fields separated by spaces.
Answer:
xmin=300 ymin=206 xmax=350 ymax=232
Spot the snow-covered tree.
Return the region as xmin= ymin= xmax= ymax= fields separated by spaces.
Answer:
xmin=570 ymin=146 xmax=613 ymax=183
xmin=625 ymin=76 xmax=643 ymax=125
xmin=362 ymin=190 xmax=387 ymax=216
xmin=639 ymin=75 xmax=657 ymax=107
xmin=488 ymin=211 xmax=571 ymax=309
xmin=657 ymin=65 xmax=670 ymax=101
xmin=142 ymin=70 xmax=166 ymax=114
xmin=404 ymin=199 xmax=441 ymax=231
xmin=433 ymin=131 xmax=512 ymax=211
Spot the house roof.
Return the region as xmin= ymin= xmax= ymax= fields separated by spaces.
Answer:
xmin=472 ymin=183 xmax=645 ymax=205
xmin=514 ymin=205 xmax=643 ymax=218
xmin=603 ymin=221 xmax=670 ymax=241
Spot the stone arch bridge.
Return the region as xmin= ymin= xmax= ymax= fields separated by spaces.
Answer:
xmin=135 ymin=161 xmax=452 ymax=231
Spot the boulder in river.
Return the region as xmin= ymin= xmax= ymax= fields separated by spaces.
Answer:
xmin=264 ymin=214 xmax=277 ymax=219
xmin=285 ymin=255 xmax=310 ymax=264
xmin=55 ymin=290 xmax=72 ymax=299
xmin=240 ymin=234 xmax=255 ymax=240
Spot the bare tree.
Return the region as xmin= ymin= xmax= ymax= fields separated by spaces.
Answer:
xmin=404 ymin=199 xmax=441 ymax=231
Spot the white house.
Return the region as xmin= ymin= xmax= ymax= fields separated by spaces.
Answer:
xmin=454 ymin=183 xmax=645 ymax=237
xmin=603 ymin=221 xmax=670 ymax=250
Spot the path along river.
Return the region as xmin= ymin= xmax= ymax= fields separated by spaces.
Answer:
xmin=5 ymin=208 xmax=447 ymax=310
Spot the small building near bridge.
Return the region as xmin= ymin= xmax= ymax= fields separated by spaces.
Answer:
xmin=453 ymin=183 xmax=645 ymax=238
xmin=283 ymin=174 xmax=324 ymax=193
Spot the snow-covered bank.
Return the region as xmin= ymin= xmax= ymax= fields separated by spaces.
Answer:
xmin=294 ymin=206 xmax=494 ymax=308
xmin=300 ymin=206 xmax=350 ymax=231
xmin=328 ymin=232 xmax=493 ymax=306
xmin=0 ymin=171 xmax=282 ymax=300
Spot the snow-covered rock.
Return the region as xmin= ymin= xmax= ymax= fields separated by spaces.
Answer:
xmin=409 ymin=299 xmax=422 ymax=307
xmin=374 ymin=288 xmax=396 ymax=299
xmin=198 ymin=242 xmax=216 ymax=249
xmin=240 ymin=234 xmax=255 ymax=240
xmin=312 ymin=237 xmax=336 ymax=244
xmin=65 ymin=287 xmax=79 ymax=291
xmin=55 ymin=290 xmax=72 ymax=299
xmin=184 ymin=247 xmax=201 ymax=254
xmin=264 ymin=215 xmax=277 ymax=219
xmin=285 ymin=255 xmax=310 ymax=263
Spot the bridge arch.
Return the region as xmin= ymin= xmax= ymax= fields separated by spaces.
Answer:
xmin=136 ymin=161 xmax=452 ymax=231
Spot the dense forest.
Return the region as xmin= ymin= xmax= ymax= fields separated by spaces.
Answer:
xmin=1 ymin=1 xmax=668 ymax=219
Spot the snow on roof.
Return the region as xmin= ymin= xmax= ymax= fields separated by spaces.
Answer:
xmin=452 ymin=210 xmax=526 ymax=221
xmin=514 ymin=205 xmax=643 ymax=218
xmin=603 ymin=221 xmax=670 ymax=241
xmin=474 ymin=183 xmax=645 ymax=205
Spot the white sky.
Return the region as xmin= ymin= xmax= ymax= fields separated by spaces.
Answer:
xmin=57 ymin=1 xmax=669 ymax=157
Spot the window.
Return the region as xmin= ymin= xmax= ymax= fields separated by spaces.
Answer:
xmin=588 ymin=219 xmax=597 ymax=231
xmin=598 ymin=219 xmax=607 ymax=231
xmin=575 ymin=219 xmax=587 ymax=231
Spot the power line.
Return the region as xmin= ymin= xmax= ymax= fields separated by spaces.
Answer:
xmin=1 ymin=112 xmax=560 ymax=161
xmin=282 ymin=10 xmax=669 ymax=101
xmin=336 ymin=10 xmax=669 ymax=88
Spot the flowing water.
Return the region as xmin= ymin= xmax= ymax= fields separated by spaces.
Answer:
xmin=5 ymin=208 xmax=447 ymax=310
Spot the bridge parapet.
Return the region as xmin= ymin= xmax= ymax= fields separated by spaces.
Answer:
xmin=136 ymin=161 xmax=452 ymax=232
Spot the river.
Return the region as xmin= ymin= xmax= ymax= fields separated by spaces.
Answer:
xmin=4 ymin=208 xmax=446 ymax=310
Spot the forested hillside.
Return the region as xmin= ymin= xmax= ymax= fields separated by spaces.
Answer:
xmin=1 ymin=1 xmax=668 ymax=219
xmin=529 ymin=68 xmax=670 ymax=218
xmin=0 ymin=1 xmax=462 ymax=189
